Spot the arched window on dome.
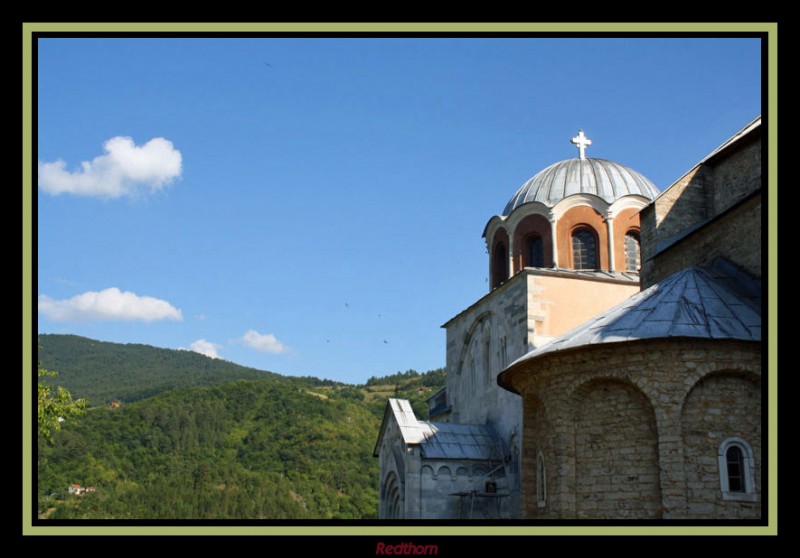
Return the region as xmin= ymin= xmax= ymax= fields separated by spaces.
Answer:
xmin=571 ymin=228 xmax=598 ymax=270
xmin=625 ymin=231 xmax=641 ymax=272
xmin=491 ymin=241 xmax=509 ymax=289
xmin=526 ymin=235 xmax=544 ymax=268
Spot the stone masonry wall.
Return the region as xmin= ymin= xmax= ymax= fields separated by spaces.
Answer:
xmin=378 ymin=419 xmax=408 ymax=519
xmin=681 ymin=373 xmax=761 ymax=519
xmin=521 ymin=393 xmax=549 ymax=519
xmin=574 ymin=380 xmax=662 ymax=519
xmin=445 ymin=271 xmax=527 ymax=436
xmin=639 ymin=132 xmax=761 ymax=287
xmin=641 ymin=165 xmax=712 ymax=261
xmin=711 ymin=138 xmax=762 ymax=216
xmin=419 ymin=461 xmax=509 ymax=519
xmin=510 ymin=339 xmax=761 ymax=520
xmin=642 ymin=195 xmax=761 ymax=288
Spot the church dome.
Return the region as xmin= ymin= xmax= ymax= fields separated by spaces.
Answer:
xmin=502 ymin=157 xmax=660 ymax=216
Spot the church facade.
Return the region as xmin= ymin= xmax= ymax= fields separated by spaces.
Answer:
xmin=375 ymin=118 xmax=761 ymax=520
xmin=498 ymin=116 xmax=762 ymax=519
xmin=374 ymin=131 xmax=660 ymax=519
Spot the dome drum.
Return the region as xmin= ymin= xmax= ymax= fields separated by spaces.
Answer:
xmin=486 ymin=132 xmax=659 ymax=282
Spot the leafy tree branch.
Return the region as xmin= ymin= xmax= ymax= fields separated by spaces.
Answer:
xmin=38 ymin=365 xmax=87 ymax=443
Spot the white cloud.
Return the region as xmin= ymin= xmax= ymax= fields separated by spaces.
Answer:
xmin=38 ymin=288 xmax=183 ymax=322
xmin=187 ymin=339 xmax=222 ymax=359
xmin=240 ymin=329 xmax=289 ymax=354
xmin=38 ymin=136 xmax=182 ymax=198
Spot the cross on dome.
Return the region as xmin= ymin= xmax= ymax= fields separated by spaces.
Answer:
xmin=571 ymin=130 xmax=592 ymax=160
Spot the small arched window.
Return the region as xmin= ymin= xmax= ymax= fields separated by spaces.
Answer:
xmin=527 ymin=235 xmax=544 ymax=268
xmin=718 ymin=437 xmax=757 ymax=502
xmin=725 ymin=446 xmax=745 ymax=492
xmin=625 ymin=232 xmax=641 ymax=272
xmin=572 ymin=228 xmax=598 ymax=270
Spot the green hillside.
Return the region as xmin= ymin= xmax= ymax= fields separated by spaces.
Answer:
xmin=37 ymin=334 xmax=281 ymax=404
xmin=36 ymin=334 xmax=444 ymax=520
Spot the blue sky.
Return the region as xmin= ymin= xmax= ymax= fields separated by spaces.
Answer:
xmin=36 ymin=36 xmax=762 ymax=384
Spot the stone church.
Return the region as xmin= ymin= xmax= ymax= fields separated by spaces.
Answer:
xmin=374 ymin=117 xmax=762 ymax=520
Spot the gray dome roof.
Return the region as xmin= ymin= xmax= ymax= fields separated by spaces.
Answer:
xmin=502 ymin=157 xmax=660 ymax=216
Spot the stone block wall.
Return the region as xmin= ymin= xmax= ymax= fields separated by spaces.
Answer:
xmin=711 ymin=139 xmax=762 ymax=216
xmin=444 ymin=271 xmax=527 ymax=438
xmin=640 ymin=165 xmax=712 ymax=263
xmin=419 ymin=461 xmax=510 ymax=519
xmin=521 ymin=393 xmax=552 ymax=519
xmin=640 ymin=130 xmax=761 ymax=287
xmin=574 ymin=380 xmax=662 ymax=519
xmin=377 ymin=419 xmax=409 ymax=519
xmin=641 ymin=195 xmax=761 ymax=288
xmin=511 ymin=339 xmax=761 ymax=520
xmin=681 ymin=373 xmax=761 ymax=519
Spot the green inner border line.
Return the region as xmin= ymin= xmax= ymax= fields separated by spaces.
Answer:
xmin=23 ymin=21 xmax=778 ymax=537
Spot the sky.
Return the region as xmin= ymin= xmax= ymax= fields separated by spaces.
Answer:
xmin=35 ymin=35 xmax=763 ymax=384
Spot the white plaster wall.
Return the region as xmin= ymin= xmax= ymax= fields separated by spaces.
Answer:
xmin=445 ymin=274 xmax=528 ymax=442
xmin=443 ymin=272 xmax=532 ymax=518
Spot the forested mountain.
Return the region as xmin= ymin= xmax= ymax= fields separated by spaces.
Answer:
xmin=37 ymin=334 xmax=281 ymax=404
xmin=36 ymin=334 xmax=444 ymax=520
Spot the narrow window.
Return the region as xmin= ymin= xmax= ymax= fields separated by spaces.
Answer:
xmin=725 ymin=446 xmax=745 ymax=492
xmin=625 ymin=232 xmax=641 ymax=272
xmin=536 ymin=451 xmax=547 ymax=508
xmin=718 ymin=437 xmax=757 ymax=502
xmin=492 ymin=242 xmax=509 ymax=288
xmin=572 ymin=228 xmax=598 ymax=270
xmin=527 ymin=235 xmax=544 ymax=268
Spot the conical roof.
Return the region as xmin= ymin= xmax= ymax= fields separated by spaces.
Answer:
xmin=505 ymin=262 xmax=761 ymax=367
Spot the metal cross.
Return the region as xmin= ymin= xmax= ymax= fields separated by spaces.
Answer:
xmin=571 ymin=130 xmax=592 ymax=159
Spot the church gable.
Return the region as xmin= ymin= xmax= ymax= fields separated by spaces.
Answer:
xmin=373 ymin=398 xmax=425 ymax=458
xmin=374 ymin=398 xmax=516 ymax=519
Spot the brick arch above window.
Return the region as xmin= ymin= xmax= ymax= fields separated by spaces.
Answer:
xmin=556 ymin=205 xmax=608 ymax=270
xmin=511 ymin=213 xmax=553 ymax=272
xmin=612 ymin=206 xmax=643 ymax=272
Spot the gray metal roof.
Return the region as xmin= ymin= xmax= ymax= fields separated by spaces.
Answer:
xmin=502 ymin=158 xmax=660 ymax=215
xmin=374 ymin=398 xmax=506 ymax=461
xmin=506 ymin=263 xmax=761 ymax=366
xmin=417 ymin=421 xmax=506 ymax=461
xmin=386 ymin=398 xmax=428 ymax=445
